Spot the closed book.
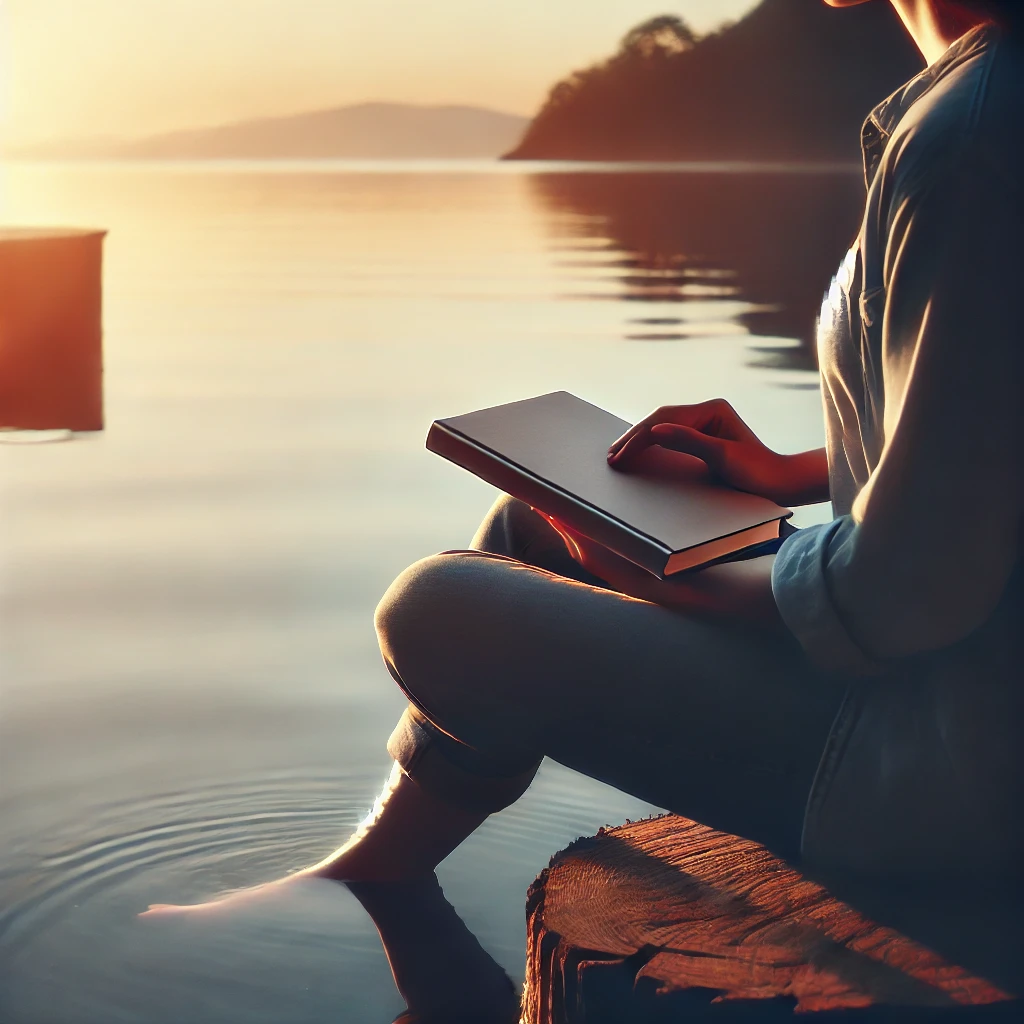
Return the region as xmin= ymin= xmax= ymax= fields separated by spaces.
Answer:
xmin=426 ymin=391 xmax=792 ymax=577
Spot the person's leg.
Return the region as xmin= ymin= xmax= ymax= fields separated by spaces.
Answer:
xmin=353 ymin=532 xmax=837 ymax=1023
xmin=293 ymin=497 xmax=587 ymax=883
xmin=469 ymin=493 xmax=609 ymax=587
xmin=144 ymin=499 xmax=842 ymax=1022
xmin=305 ymin=495 xmax=839 ymax=884
xmin=141 ymin=499 xmax=582 ymax=1022
xmin=371 ymin=546 xmax=845 ymax=862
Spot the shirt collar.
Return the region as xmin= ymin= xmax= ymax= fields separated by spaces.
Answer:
xmin=861 ymin=22 xmax=1000 ymax=188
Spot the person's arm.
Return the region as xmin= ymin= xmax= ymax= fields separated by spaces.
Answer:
xmin=772 ymin=447 xmax=830 ymax=507
xmin=772 ymin=150 xmax=1022 ymax=674
xmin=607 ymin=400 xmax=830 ymax=507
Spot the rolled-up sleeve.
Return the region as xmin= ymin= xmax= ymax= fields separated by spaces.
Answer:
xmin=772 ymin=519 xmax=882 ymax=674
xmin=773 ymin=147 xmax=1022 ymax=675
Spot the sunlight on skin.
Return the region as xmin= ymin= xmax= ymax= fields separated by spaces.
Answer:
xmin=139 ymin=764 xmax=520 ymax=1018
xmin=823 ymin=0 xmax=991 ymax=64
xmin=140 ymin=861 xmax=522 ymax=1021
xmin=139 ymin=762 xmax=488 ymax=918
xmin=139 ymin=767 xmax=404 ymax=918
xmin=138 ymin=852 xmax=351 ymax=919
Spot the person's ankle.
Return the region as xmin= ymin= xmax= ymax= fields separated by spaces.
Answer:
xmin=306 ymin=848 xmax=439 ymax=884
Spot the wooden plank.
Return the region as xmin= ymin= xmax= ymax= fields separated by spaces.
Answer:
xmin=522 ymin=815 xmax=1018 ymax=1022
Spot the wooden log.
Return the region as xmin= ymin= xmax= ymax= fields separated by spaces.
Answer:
xmin=0 ymin=227 xmax=106 ymax=430
xmin=523 ymin=815 xmax=1019 ymax=1022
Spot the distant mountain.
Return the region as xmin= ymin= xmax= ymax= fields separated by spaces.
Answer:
xmin=10 ymin=103 xmax=530 ymax=160
xmin=506 ymin=0 xmax=923 ymax=161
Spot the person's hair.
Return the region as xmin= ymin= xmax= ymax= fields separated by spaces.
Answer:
xmin=952 ymin=0 xmax=1024 ymax=33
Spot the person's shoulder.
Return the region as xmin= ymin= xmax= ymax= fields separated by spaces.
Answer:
xmin=972 ymin=31 xmax=1024 ymax=185
xmin=883 ymin=31 xmax=1023 ymax=208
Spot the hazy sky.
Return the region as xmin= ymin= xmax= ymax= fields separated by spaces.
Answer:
xmin=0 ymin=0 xmax=759 ymax=146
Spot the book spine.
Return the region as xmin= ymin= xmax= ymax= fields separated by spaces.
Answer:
xmin=426 ymin=421 xmax=671 ymax=577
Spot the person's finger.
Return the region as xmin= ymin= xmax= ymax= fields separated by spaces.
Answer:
xmin=609 ymin=399 xmax=750 ymax=461
xmin=607 ymin=419 xmax=650 ymax=458
xmin=647 ymin=423 xmax=729 ymax=472
xmin=607 ymin=423 xmax=656 ymax=466
xmin=608 ymin=405 xmax=693 ymax=457
xmin=608 ymin=403 xmax=723 ymax=461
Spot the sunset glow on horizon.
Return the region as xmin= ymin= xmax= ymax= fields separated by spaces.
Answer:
xmin=1 ymin=0 xmax=758 ymax=148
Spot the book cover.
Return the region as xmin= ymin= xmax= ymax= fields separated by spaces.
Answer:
xmin=427 ymin=391 xmax=791 ymax=576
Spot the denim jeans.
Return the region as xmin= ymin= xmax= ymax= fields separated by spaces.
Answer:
xmin=374 ymin=496 xmax=847 ymax=860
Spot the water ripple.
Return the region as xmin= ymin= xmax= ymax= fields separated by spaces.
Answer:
xmin=0 ymin=771 xmax=375 ymax=956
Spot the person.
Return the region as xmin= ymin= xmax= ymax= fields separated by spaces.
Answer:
xmin=144 ymin=2 xmax=1023 ymax=1021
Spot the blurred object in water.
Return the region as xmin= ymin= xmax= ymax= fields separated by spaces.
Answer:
xmin=0 ymin=228 xmax=106 ymax=431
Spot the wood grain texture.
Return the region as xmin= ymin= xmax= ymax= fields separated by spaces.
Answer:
xmin=522 ymin=815 xmax=1017 ymax=1022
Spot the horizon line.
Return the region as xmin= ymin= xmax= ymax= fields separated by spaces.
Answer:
xmin=2 ymin=99 xmax=537 ymax=152
xmin=0 ymin=156 xmax=864 ymax=174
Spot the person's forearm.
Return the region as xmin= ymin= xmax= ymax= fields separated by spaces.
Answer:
xmin=776 ymin=448 xmax=830 ymax=506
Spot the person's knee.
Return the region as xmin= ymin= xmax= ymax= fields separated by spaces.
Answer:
xmin=374 ymin=551 xmax=488 ymax=690
xmin=496 ymin=494 xmax=551 ymax=544
xmin=376 ymin=549 xmax=541 ymax=762
xmin=471 ymin=493 xmax=536 ymax=555
xmin=492 ymin=493 xmax=533 ymax=528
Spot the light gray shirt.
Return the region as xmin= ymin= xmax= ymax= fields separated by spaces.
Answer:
xmin=771 ymin=23 xmax=1023 ymax=873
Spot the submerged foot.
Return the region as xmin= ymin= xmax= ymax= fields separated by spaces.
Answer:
xmin=142 ymin=762 xmax=488 ymax=918
xmin=139 ymin=874 xmax=304 ymax=918
xmin=139 ymin=765 xmax=517 ymax=1017
xmin=142 ymin=872 xmax=519 ymax=1022
xmin=137 ymin=855 xmax=426 ymax=918
xmin=138 ymin=848 xmax=442 ymax=919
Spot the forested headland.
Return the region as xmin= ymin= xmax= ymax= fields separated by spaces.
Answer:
xmin=505 ymin=0 xmax=922 ymax=162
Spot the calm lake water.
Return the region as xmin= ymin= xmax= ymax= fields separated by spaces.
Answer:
xmin=0 ymin=160 xmax=857 ymax=1023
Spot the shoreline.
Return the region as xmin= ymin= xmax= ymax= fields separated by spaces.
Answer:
xmin=0 ymin=157 xmax=863 ymax=175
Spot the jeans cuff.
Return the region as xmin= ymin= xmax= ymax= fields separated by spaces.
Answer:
xmin=386 ymin=705 xmax=540 ymax=815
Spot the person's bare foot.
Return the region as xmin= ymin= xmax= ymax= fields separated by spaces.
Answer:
xmin=143 ymin=872 xmax=519 ymax=1022
xmin=139 ymin=873 xmax=309 ymax=918
xmin=136 ymin=852 xmax=435 ymax=918
xmin=141 ymin=764 xmax=489 ymax=918
xmin=138 ymin=757 xmax=520 ymax=1016
xmin=137 ymin=837 xmax=443 ymax=918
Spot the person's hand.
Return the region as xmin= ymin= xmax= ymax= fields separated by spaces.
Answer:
xmin=607 ymin=398 xmax=787 ymax=501
xmin=607 ymin=399 xmax=829 ymax=507
xmin=534 ymin=511 xmax=783 ymax=628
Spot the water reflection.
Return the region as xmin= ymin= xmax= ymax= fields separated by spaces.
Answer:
xmin=531 ymin=170 xmax=866 ymax=370
xmin=1 ymin=162 xmax=836 ymax=1024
